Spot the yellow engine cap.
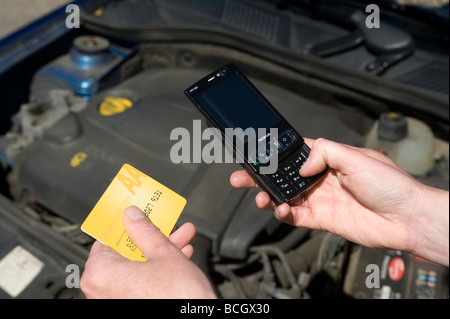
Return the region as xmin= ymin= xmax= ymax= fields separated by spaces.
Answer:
xmin=98 ymin=96 xmax=133 ymax=116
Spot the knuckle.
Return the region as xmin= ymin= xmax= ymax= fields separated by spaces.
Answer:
xmin=313 ymin=137 xmax=328 ymax=149
xmin=80 ymin=262 xmax=105 ymax=297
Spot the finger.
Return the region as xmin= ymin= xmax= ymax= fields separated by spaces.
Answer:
xmin=181 ymin=244 xmax=194 ymax=259
xmin=274 ymin=203 xmax=316 ymax=229
xmin=299 ymin=138 xmax=336 ymax=177
xmin=255 ymin=191 xmax=276 ymax=211
xmin=274 ymin=203 xmax=295 ymax=225
xmin=299 ymin=138 xmax=366 ymax=177
xmin=230 ymin=170 xmax=259 ymax=188
xmin=168 ymin=222 xmax=197 ymax=251
xmin=88 ymin=240 xmax=111 ymax=255
xmin=123 ymin=206 xmax=171 ymax=258
xmin=300 ymin=138 xmax=406 ymax=179
xmin=88 ymin=240 xmax=123 ymax=260
xmin=303 ymin=137 xmax=315 ymax=148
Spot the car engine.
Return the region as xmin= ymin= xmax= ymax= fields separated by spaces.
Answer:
xmin=0 ymin=0 xmax=448 ymax=299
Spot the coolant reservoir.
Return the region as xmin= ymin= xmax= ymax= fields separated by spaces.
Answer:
xmin=364 ymin=112 xmax=435 ymax=176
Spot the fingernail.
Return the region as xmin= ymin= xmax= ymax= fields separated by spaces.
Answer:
xmin=274 ymin=207 xmax=279 ymax=219
xmin=124 ymin=206 xmax=146 ymax=220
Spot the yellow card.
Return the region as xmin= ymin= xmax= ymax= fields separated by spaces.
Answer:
xmin=81 ymin=164 xmax=187 ymax=261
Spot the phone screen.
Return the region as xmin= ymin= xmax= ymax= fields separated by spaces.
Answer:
xmin=195 ymin=73 xmax=281 ymax=131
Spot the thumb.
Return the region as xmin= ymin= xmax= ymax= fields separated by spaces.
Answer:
xmin=299 ymin=138 xmax=353 ymax=177
xmin=123 ymin=206 xmax=170 ymax=258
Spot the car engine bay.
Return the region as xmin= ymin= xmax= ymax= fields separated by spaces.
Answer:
xmin=0 ymin=0 xmax=448 ymax=299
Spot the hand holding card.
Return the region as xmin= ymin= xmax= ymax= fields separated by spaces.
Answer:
xmin=81 ymin=164 xmax=187 ymax=261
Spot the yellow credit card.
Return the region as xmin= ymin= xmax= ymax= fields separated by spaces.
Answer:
xmin=81 ymin=163 xmax=187 ymax=261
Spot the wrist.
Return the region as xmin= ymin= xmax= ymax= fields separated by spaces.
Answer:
xmin=408 ymin=182 xmax=449 ymax=266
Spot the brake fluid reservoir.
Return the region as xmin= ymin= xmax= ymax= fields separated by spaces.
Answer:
xmin=364 ymin=112 xmax=435 ymax=176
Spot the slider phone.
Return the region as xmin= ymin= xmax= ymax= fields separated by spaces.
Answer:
xmin=184 ymin=63 xmax=328 ymax=205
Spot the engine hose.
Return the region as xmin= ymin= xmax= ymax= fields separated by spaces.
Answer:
xmin=250 ymin=245 xmax=303 ymax=298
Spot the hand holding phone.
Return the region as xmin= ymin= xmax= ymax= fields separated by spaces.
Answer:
xmin=184 ymin=63 xmax=327 ymax=205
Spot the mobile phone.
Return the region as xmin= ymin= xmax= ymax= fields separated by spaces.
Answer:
xmin=184 ymin=63 xmax=328 ymax=205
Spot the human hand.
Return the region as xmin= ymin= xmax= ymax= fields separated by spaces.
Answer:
xmin=230 ymin=138 xmax=449 ymax=266
xmin=80 ymin=206 xmax=217 ymax=298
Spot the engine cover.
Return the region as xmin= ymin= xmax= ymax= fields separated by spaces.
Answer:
xmin=9 ymin=66 xmax=360 ymax=259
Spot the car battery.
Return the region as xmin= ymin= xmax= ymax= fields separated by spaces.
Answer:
xmin=344 ymin=246 xmax=448 ymax=299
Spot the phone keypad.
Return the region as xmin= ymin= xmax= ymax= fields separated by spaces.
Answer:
xmin=264 ymin=144 xmax=311 ymax=198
